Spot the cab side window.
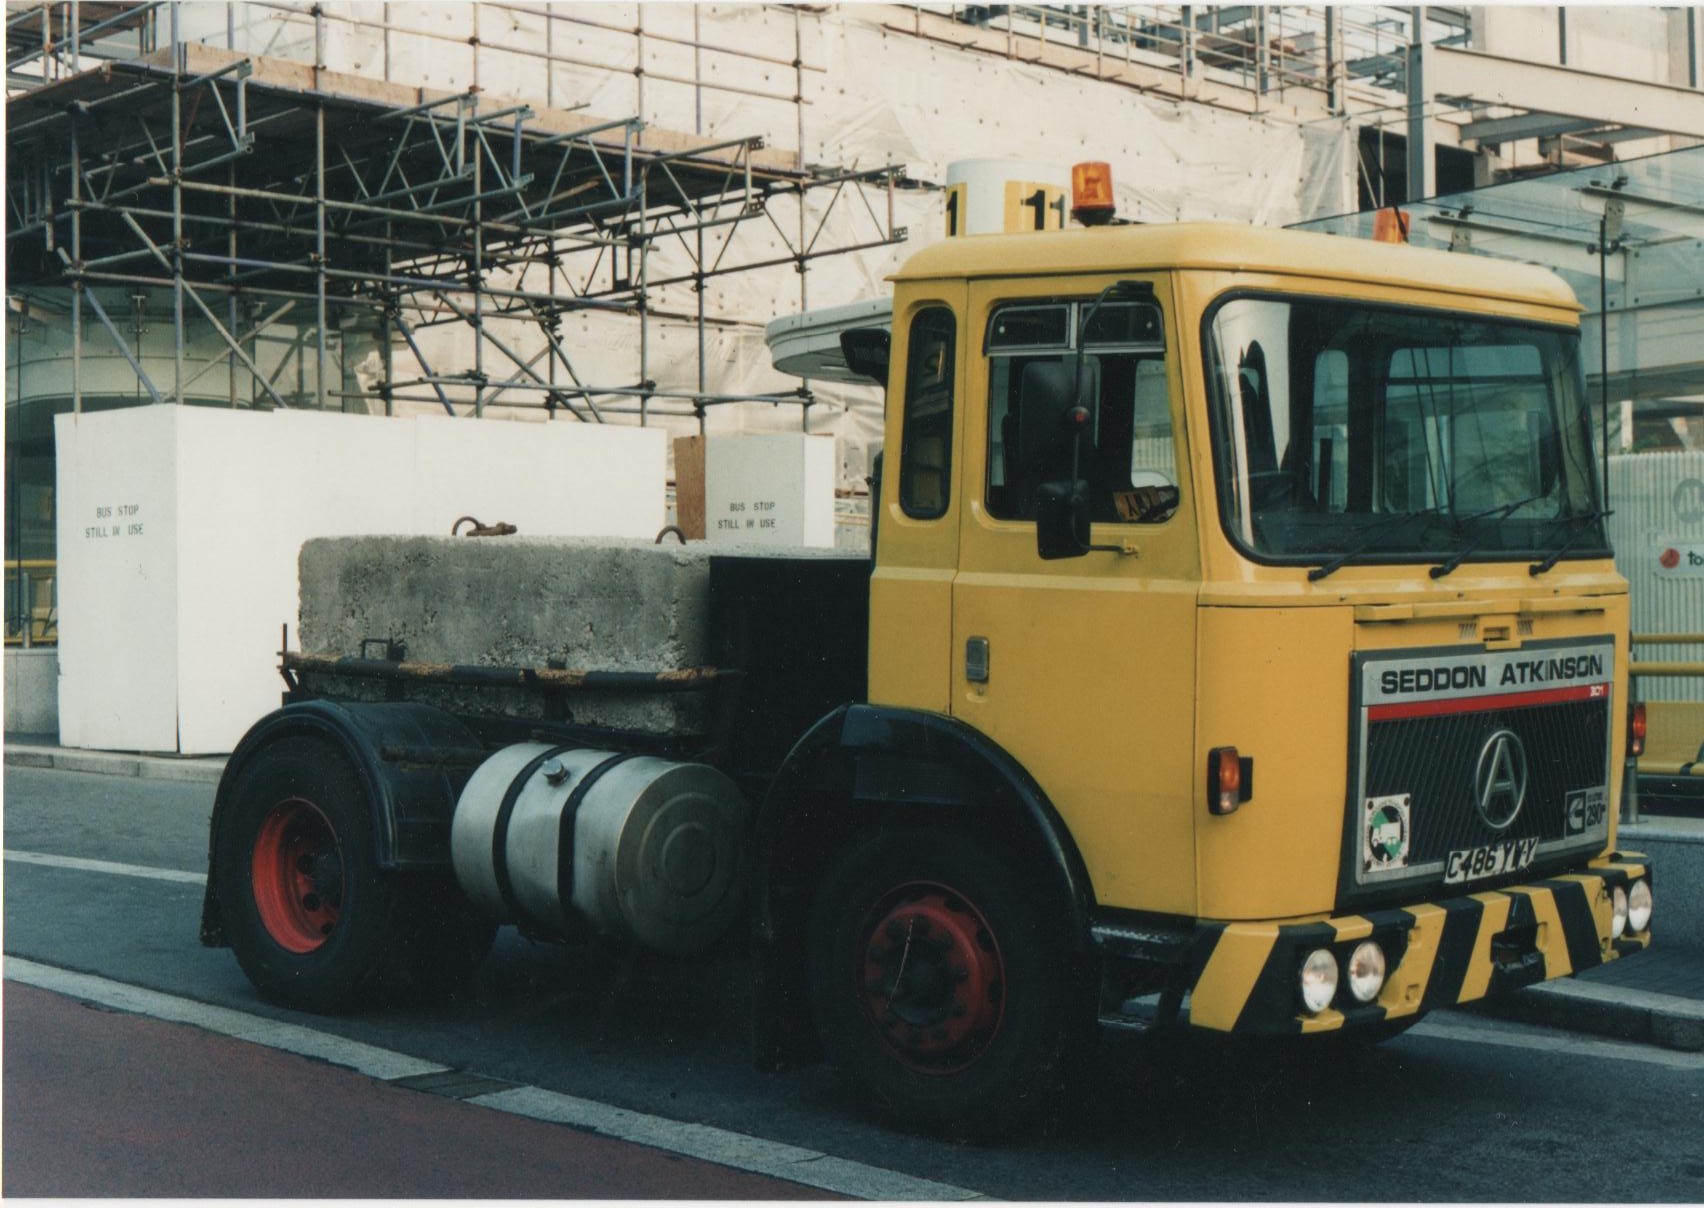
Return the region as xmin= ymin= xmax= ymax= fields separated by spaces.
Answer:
xmin=899 ymin=307 xmax=957 ymax=519
xmin=984 ymin=298 xmax=1180 ymax=524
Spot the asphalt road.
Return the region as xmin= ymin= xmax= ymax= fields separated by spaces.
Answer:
xmin=6 ymin=764 xmax=1703 ymax=1201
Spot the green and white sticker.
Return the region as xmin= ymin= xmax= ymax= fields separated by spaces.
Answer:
xmin=1363 ymin=794 xmax=1411 ymax=872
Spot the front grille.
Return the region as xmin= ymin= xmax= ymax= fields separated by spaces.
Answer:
xmin=1364 ymin=697 xmax=1608 ymax=863
xmin=1342 ymin=637 xmax=1615 ymax=907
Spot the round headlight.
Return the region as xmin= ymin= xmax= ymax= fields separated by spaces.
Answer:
xmin=1628 ymin=879 xmax=1653 ymax=934
xmin=1611 ymin=885 xmax=1628 ymax=940
xmin=1347 ymin=941 xmax=1387 ymax=1004
xmin=1300 ymin=948 xmax=1339 ymax=1014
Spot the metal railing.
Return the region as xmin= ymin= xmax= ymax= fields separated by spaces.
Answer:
xmin=1625 ymin=632 xmax=1704 ymax=823
xmin=5 ymin=1 xmax=160 ymax=93
xmin=919 ymin=4 xmax=1473 ymax=110
xmin=4 ymin=558 xmax=56 ymax=646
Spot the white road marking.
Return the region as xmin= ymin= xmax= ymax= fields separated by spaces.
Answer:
xmin=1413 ymin=1015 xmax=1704 ymax=1070
xmin=5 ymin=958 xmax=446 ymax=1081
xmin=4 ymin=849 xmax=206 ymax=885
xmin=470 ymin=1085 xmax=987 ymax=1201
xmin=3 ymin=958 xmax=990 ymax=1202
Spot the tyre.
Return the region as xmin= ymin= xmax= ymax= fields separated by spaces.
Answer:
xmin=214 ymin=733 xmax=492 ymax=1013
xmin=805 ymin=824 xmax=1094 ymax=1139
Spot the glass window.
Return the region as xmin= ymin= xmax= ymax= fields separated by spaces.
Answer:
xmin=1206 ymin=295 xmax=1604 ymax=567
xmin=985 ymin=297 xmax=1179 ymax=524
xmin=898 ymin=307 xmax=956 ymax=519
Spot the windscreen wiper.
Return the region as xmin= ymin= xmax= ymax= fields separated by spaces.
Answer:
xmin=1528 ymin=509 xmax=1613 ymax=576
xmin=1428 ymin=493 xmax=1549 ymax=580
xmin=1308 ymin=508 xmax=1443 ymax=582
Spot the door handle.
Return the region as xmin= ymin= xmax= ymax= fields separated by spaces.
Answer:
xmin=965 ymin=636 xmax=990 ymax=684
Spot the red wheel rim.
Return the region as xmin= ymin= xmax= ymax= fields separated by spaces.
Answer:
xmin=856 ymin=881 xmax=1006 ymax=1074
xmin=251 ymin=798 xmax=343 ymax=954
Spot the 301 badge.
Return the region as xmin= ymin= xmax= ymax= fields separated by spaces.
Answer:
xmin=1362 ymin=793 xmax=1412 ymax=873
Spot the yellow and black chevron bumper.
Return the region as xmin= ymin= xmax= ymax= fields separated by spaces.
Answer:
xmin=1182 ymin=854 xmax=1653 ymax=1035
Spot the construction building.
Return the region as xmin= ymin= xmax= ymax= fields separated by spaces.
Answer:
xmin=6 ymin=4 xmax=1704 ymax=762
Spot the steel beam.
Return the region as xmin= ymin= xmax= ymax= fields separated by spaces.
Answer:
xmin=1425 ymin=45 xmax=1704 ymax=138
xmin=1460 ymin=112 xmax=1603 ymax=145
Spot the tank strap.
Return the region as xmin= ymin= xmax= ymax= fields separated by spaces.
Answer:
xmin=556 ymin=751 xmax=644 ymax=932
xmin=491 ymin=744 xmax=577 ymax=925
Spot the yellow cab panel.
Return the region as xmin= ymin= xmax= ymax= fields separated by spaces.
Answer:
xmin=867 ymin=285 xmax=968 ymax=714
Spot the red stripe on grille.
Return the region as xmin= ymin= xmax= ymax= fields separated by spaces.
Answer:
xmin=1368 ymin=683 xmax=1606 ymax=721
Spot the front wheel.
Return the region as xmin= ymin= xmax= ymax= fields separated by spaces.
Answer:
xmin=214 ymin=733 xmax=492 ymax=1012
xmin=806 ymin=824 xmax=1093 ymax=1139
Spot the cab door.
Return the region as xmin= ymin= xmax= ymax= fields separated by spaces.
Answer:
xmin=868 ymin=285 xmax=969 ymax=713
xmin=950 ymin=275 xmax=1201 ymax=916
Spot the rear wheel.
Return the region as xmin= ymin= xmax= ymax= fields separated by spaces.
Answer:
xmin=214 ymin=733 xmax=492 ymax=1012
xmin=806 ymin=824 xmax=1093 ymax=1139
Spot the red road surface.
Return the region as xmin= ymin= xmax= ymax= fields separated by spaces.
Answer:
xmin=2 ymin=982 xmax=832 ymax=1198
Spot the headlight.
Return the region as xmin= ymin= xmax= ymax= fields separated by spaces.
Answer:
xmin=1628 ymin=879 xmax=1653 ymax=934
xmin=1300 ymin=948 xmax=1339 ymax=1014
xmin=1611 ymin=886 xmax=1628 ymax=940
xmin=1347 ymin=941 xmax=1387 ymax=1004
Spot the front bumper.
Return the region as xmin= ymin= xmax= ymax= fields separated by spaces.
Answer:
xmin=1183 ymin=854 xmax=1653 ymax=1035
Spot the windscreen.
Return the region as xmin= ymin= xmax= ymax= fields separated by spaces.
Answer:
xmin=1206 ymin=296 xmax=1606 ymax=570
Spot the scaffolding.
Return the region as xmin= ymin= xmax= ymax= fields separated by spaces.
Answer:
xmin=5 ymin=3 xmax=906 ymax=429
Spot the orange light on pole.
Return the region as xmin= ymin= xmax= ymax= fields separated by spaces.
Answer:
xmin=1071 ymin=161 xmax=1116 ymax=226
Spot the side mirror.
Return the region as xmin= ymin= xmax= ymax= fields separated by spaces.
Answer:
xmin=1036 ymin=480 xmax=1091 ymax=560
xmin=839 ymin=328 xmax=890 ymax=387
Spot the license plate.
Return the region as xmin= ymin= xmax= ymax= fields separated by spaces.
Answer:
xmin=1445 ymin=837 xmax=1539 ymax=884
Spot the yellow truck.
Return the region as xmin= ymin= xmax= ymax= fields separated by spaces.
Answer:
xmin=202 ymin=214 xmax=1655 ymax=1139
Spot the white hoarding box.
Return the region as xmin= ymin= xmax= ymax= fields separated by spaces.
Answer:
xmin=704 ymin=433 xmax=837 ymax=548
xmin=56 ymin=406 xmax=666 ymax=754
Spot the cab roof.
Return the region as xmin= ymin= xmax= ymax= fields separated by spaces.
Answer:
xmin=890 ymin=222 xmax=1582 ymax=314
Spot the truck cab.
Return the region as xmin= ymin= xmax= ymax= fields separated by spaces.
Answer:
xmin=745 ymin=224 xmax=1653 ymax=1127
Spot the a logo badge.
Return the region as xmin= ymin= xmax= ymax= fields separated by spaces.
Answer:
xmin=1474 ymin=730 xmax=1528 ymax=831
xmin=1363 ymin=794 xmax=1411 ymax=872
xmin=1566 ymin=787 xmax=1607 ymax=834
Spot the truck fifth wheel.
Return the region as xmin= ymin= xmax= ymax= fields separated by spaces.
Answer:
xmin=202 ymin=216 xmax=1654 ymax=1140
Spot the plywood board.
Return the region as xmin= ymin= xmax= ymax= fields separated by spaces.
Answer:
xmin=673 ymin=434 xmax=706 ymax=539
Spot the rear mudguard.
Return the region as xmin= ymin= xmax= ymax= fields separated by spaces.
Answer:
xmin=199 ymin=700 xmax=486 ymax=947
xmin=749 ymin=702 xmax=1097 ymax=1070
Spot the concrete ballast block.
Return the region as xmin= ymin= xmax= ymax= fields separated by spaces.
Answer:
xmin=298 ymin=536 xmax=717 ymax=734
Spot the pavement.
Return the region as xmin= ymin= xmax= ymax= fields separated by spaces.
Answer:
xmin=7 ymin=732 xmax=1702 ymax=1053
